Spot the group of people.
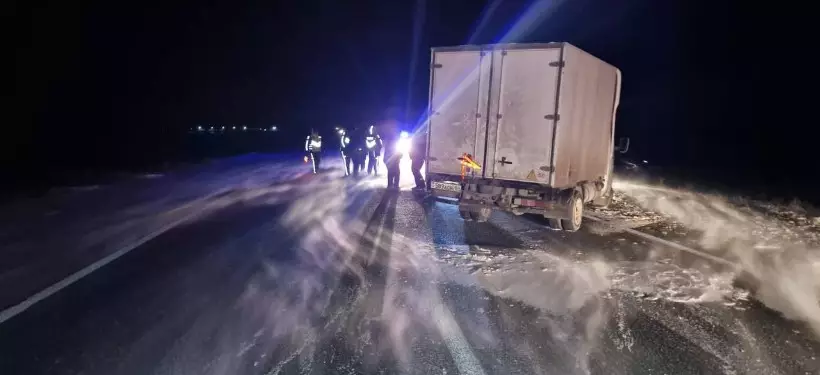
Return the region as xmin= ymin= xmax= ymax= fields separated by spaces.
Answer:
xmin=339 ymin=125 xmax=384 ymax=178
xmin=305 ymin=123 xmax=426 ymax=191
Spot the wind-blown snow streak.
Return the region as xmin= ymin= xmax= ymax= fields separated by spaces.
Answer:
xmin=613 ymin=179 xmax=820 ymax=337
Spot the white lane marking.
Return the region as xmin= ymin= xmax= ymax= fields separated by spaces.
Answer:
xmin=0 ymin=199 xmax=217 ymax=324
xmin=0 ymin=164 xmax=275 ymax=325
xmin=585 ymin=214 xmax=738 ymax=268
xmin=431 ymin=294 xmax=487 ymax=375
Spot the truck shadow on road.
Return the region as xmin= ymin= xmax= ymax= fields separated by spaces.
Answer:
xmin=419 ymin=199 xmax=524 ymax=251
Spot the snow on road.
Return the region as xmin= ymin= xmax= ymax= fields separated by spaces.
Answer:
xmin=608 ymin=179 xmax=820 ymax=336
xmin=430 ymin=176 xmax=820 ymax=334
xmin=0 ymin=155 xmax=314 ymax=320
xmin=228 ymin=167 xmax=818 ymax=374
xmin=1 ymin=156 xmax=818 ymax=374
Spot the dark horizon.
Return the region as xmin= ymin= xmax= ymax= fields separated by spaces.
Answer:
xmin=9 ymin=0 xmax=816 ymax=202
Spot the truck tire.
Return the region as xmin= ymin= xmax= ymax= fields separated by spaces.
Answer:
xmin=470 ymin=207 xmax=492 ymax=223
xmin=560 ymin=191 xmax=584 ymax=232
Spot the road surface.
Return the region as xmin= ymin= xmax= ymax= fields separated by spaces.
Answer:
xmin=0 ymin=154 xmax=818 ymax=375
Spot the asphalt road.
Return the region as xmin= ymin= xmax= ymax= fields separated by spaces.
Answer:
xmin=0 ymin=156 xmax=818 ymax=375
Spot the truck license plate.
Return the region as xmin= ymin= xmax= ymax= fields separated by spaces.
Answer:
xmin=432 ymin=181 xmax=462 ymax=193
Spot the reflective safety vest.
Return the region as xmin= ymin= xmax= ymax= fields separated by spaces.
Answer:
xmin=366 ymin=125 xmax=381 ymax=150
xmin=305 ymin=135 xmax=322 ymax=152
xmin=364 ymin=125 xmax=378 ymax=150
xmin=365 ymin=135 xmax=377 ymax=149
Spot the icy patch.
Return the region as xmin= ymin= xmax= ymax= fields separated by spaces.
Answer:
xmin=435 ymin=244 xmax=471 ymax=255
xmin=438 ymin=246 xmax=748 ymax=310
xmin=612 ymin=299 xmax=634 ymax=352
xmin=609 ymin=260 xmax=747 ymax=305
xmin=612 ymin=180 xmax=820 ymax=248
xmin=612 ymin=178 xmax=820 ymax=337
xmin=588 ymin=191 xmax=689 ymax=238
xmin=475 ymin=251 xmax=611 ymax=314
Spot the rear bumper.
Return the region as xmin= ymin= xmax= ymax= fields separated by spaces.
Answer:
xmin=427 ymin=172 xmax=572 ymax=219
xmin=458 ymin=197 xmax=570 ymax=219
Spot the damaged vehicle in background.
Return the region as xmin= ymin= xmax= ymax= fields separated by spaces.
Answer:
xmin=424 ymin=42 xmax=629 ymax=231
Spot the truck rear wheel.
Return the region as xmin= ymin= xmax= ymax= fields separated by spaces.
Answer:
xmin=560 ymin=191 xmax=584 ymax=232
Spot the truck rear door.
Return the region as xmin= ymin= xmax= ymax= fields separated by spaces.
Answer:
xmin=489 ymin=47 xmax=562 ymax=184
xmin=427 ymin=49 xmax=491 ymax=177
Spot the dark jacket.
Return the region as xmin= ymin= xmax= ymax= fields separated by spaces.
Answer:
xmin=347 ymin=128 xmax=367 ymax=158
xmin=410 ymin=132 xmax=427 ymax=161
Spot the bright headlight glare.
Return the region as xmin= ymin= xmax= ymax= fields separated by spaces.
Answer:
xmin=396 ymin=137 xmax=411 ymax=155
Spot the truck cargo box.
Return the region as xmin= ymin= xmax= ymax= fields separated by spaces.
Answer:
xmin=426 ymin=43 xmax=620 ymax=189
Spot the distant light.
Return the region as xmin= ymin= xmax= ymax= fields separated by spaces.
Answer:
xmin=197 ymin=125 xmax=203 ymax=131
xmin=271 ymin=126 xmax=277 ymax=131
xmin=221 ymin=126 xmax=225 ymax=130
xmin=243 ymin=126 xmax=247 ymax=130
xmin=400 ymin=131 xmax=409 ymax=138
xmin=263 ymin=129 xmax=267 ymax=132
xmin=642 ymin=160 xmax=648 ymax=164
xmin=232 ymin=126 xmax=236 ymax=130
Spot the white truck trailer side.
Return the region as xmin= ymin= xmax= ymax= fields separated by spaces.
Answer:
xmin=425 ymin=42 xmax=624 ymax=231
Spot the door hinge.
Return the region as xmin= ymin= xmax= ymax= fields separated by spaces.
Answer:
xmin=496 ymin=113 xmax=503 ymax=119
xmin=480 ymin=51 xmax=486 ymax=56
xmin=475 ymin=113 xmax=482 ymax=118
xmin=433 ymin=63 xmax=443 ymax=68
xmin=539 ymin=166 xmax=553 ymax=172
xmin=501 ymin=50 xmax=507 ymax=56
xmin=548 ymin=60 xmax=565 ymax=68
xmin=544 ymin=114 xmax=560 ymax=121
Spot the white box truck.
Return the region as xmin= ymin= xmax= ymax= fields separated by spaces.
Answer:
xmin=424 ymin=42 xmax=628 ymax=231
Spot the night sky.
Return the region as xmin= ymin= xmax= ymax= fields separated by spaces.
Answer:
xmin=9 ymin=0 xmax=817 ymax=200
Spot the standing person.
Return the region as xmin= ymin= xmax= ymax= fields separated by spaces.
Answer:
xmin=380 ymin=121 xmax=401 ymax=189
xmin=410 ymin=128 xmax=427 ymax=192
xmin=347 ymin=127 xmax=366 ymax=177
xmin=338 ymin=127 xmax=352 ymax=176
xmin=365 ymin=125 xmax=382 ymax=175
xmin=304 ymin=129 xmax=322 ymax=174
